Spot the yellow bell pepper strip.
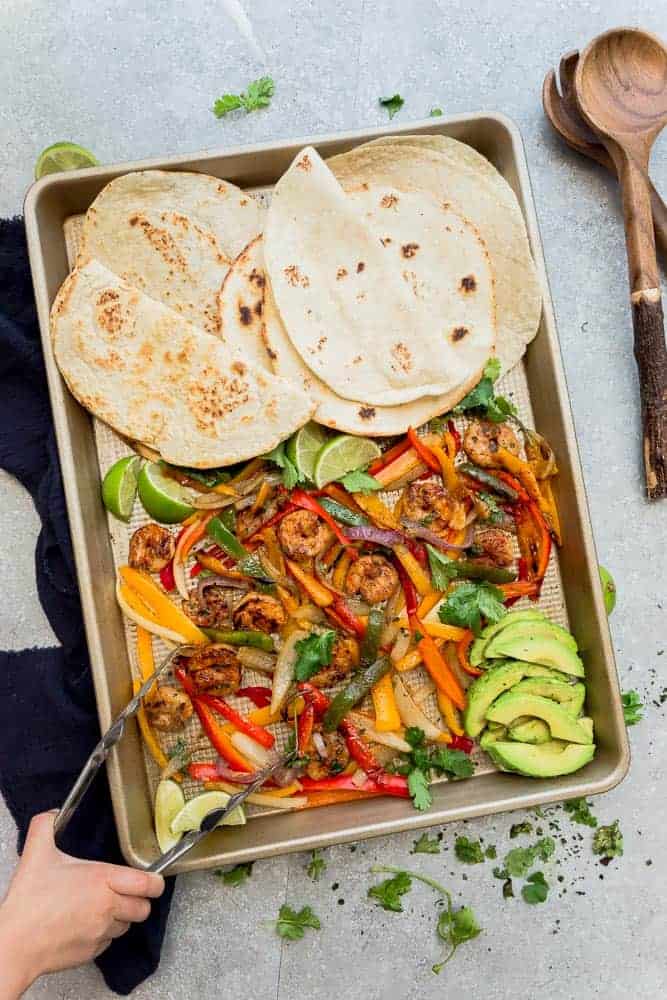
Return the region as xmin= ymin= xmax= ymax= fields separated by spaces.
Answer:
xmin=436 ymin=688 xmax=465 ymax=737
xmin=117 ymin=580 xmax=198 ymax=645
xmin=393 ymin=543 xmax=432 ymax=597
xmin=394 ymin=645 xmax=424 ymax=672
xmin=276 ymin=583 xmax=300 ymax=616
xmin=495 ymin=447 xmax=543 ymax=506
xmin=396 ymin=618 xmax=468 ymax=641
xmin=415 ymin=631 xmax=466 ymax=711
xmin=371 ymin=671 xmax=401 ymax=732
xmin=538 ymin=478 xmax=562 ymax=545
xmin=173 ymin=512 xmax=215 ymax=599
xmin=350 ymin=492 xmax=401 ymax=530
xmin=250 ymin=479 xmax=273 ymax=513
xmin=431 ymin=443 xmax=460 ymax=494
xmin=320 ymin=541 xmax=343 ymax=569
xmin=132 ymin=678 xmax=169 ymax=771
xmin=417 ymin=591 xmax=442 ymax=618
xmin=260 ymin=526 xmax=286 ymax=576
xmin=332 ymin=549 xmax=353 ymax=591
xmin=286 ymin=559 xmax=335 ymax=607
xmin=228 ymin=456 xmax=265 ymax=485
xmin=118 ymin=566 xmax=208 ymax=644
xmin=210 ymin=482 xmax=239 ymax=497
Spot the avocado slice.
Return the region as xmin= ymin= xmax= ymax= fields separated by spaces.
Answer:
xmin=510 ymin=678 xmax=586 ymax=717
xmin=486 ymin=620 xmax=577 ymax=656
xmin=508 ymin=717 xmax=551 ymax=744
xmin=484 ymin=632 xmax=584 ymax=677
xmin=486 ymin=740 xmax=596 ymax=777
xmin=486 ymin=693 xmax=593 ymax=744
xmin=469 ymin=609 xmax=546 ymax=666
xmin=479 ymin=723 xmax=507 ymax=750
xmin=463 ymin=660 xmax=564 ymax=737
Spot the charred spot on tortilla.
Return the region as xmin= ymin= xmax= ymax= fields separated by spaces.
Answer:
xmin=401 ymin=242 xmax=419 ymax=258
xmin=452 ymin=326 xmax=470 ymax=342
xmin=391 ymin=342 xmax=412 ymax=372
xmin=239 ymin=303 xmax=253 ymax=326
xmin=380 ymin=237 xmax=392 ymax=247
xmin=249 ymin=269 xmax=265 ymax=288
xmin=253 ymin=299 xmax=263 ymax=317
xmin=284 ymin=264 xmax=309 ymax=288
xmin=297 ymin=154 xmax=312 ymax=171
xmin=266 ymin=347 xmax=277 ymax=360
xmin=353 ymin=355 xmax=363 ymax=364
xmin=359 ymin=406 xmax=376 ymax=420
xmin=356 ymin=261 xmax=365 ymax=273
xmin=460 ymin=274 xmax=477 ymax=293
xmin=336 ymin=267 xmax=348 ymax=280
xmin=231 ymin=360 xmax=247 ymax=376
xmin=380 ymin=193 xmax=399 ymax=209
xmin=129 ymin=215 xmax=139 ymax=227
xmin=96 ymin=290 xmax=123 ymax=335
xmin=317 ymin=336 xmax=327 ymax=352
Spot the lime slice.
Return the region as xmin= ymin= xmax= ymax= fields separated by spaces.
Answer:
xmin=313 ymin=434 xmax=382 ymax=489
xmin=286 ymin=422 xmax=329 ymax=481
xmin=137 ymin=462 xmax=198 ymax=523
xmin=34 ymin=141 xmax=99 ymax=180
xmin=101 ymin=455 xmax=142 ymax=522
xmin=599 ymin=565 xmax=617 ymax=616
xmin=154 ymin=779 xmax=186 ymax=853
xmin=170 ymin=790 xmax=246 ymax=835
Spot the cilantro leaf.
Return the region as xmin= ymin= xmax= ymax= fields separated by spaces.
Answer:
xmin=408 ymin=768 xmax=432 ymax=811
xmin=379 ymin=93 xmax=404 ymax=119
xmin=405 ymin=726 xmax=426 ymax=749
xmin=274 ymin=904 xmax=321 ymax=940
xmin=510 ymin=820 xmax=533 ymax=839
xmin=521 ymin=871 xmax=549 ymax=905
xmin=217 ymin=861 xmax=253 ymax=886
xmin=426 ymin=544 xmax=459 ymax=590
xmin=166 ymin=736 xmax=191 ymax=771
xmin=503 ymin=847 xmax=536 ymax=878
xmin=454 ymin=836 xmax=484 ymax=864
xmin=592 ymin=820 xmax=624 ymax=860
xmin=534 ymin=836 xmax=555 ymax=861
xmin=478 ymin=491 xmax=507 ymax=526
xmin=438 ymin=580 xmax=506 ymax=636
xmin=293 ymin=629 xmax=336 ymax=682
xmin=429 ymin=747 xmax=475 ymax=779
xmin=433 ymin=904 xmax=482 ymax=973
xmin=485 ymin=844 xmax=497 ymax=859
xmin=412 ymin=832 xmax=441 ymax=854
xmin=338 ymin=470 xmax=382 ymax=493
xmin=306 ymin=849 xmax=327 ymax=881
xmin=484 ymin=357 xmax=502 ymax=381
xmin=429 ymin=107 xmax=443 ymax=117
xmin=368 ymin=870 xmax=412 ymax=912
xmin=453 ymin=357 xmax=516 ymax=423
xmin=622 ymin=690 xmax=644 ymax=726
xmin=563 ymin=798 xmax=598 ymax=828
xmin=213 ymin=76 xmax=275 ymax=118
xmin=263 ymin=440 xmax=304 ymax=489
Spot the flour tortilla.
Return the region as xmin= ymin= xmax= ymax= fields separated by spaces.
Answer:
xmin=51 ymin=259 xmax=314 ymax=467
xmin=327 ymin=136 xmax=542 ymax=374
xmin=77 ymin=170 xmax=261 ymax=337
xmin=264 ymin=147 xmax=490 ymax=406
xmin=218 ymin=236 xmax=272 ymax=370
xmin=262 ymin=179 xmax=496 ymax=433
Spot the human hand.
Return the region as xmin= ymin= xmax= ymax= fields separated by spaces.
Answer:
xmin=0 ymin=811 xmax=164 ymax=999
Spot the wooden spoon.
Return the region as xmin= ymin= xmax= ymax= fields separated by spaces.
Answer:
xmin=575 ymin=27 xmax=667 ymax=500
xmin=543 ymin=51 xmax=667 ymax=258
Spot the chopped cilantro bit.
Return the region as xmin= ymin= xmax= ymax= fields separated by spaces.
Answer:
xmin=455 ymin=836 xmax=485 ymax=864
xmin=429 ymin=107 xmax=443 ymax=117
xmin=306 ymin=849 xmax=327 ymax=881
xmin=622 ymin=690 xmax=644 ymax=726
xmin=213 ymin=76 xmax=275 ymax=118
xmin=485 ymin=844 xmax=497 ymax=859
xmin=338 ymin=469 xmax=382 ymax=493
xmin=368 ymin=870 xmax=412 ymax=912
xmin=217 ymin=862 xmax=253 ymax=886
xmin=521 ymin=871 xmax=549 ymax=905
xmin=293 ymin=629 xmax=336 ymax=682
xmin=502 ymin=877 xmax=514 ymax=899
xmin=563 ymin=798 xmax=597 ymax=828
xmin=510 ymin=820 xmax=534 ymax=839
xmin=274 ymin=904 xmax=321 ymax=940
xmin=592 ymin=820 xmax=624 ymax=860
xmin=379 ymin=93 xmax=404 ymax=119
xmin=412 ymin=832 xmax=441 ymax=854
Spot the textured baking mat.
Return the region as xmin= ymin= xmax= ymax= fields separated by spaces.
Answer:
xmin=62 ymin=204 xmax=568 ymax=819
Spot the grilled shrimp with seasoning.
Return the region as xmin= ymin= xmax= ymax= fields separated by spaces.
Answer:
xmin=129 ymin=524 xmax=175 ymax=572
xmin=181 ymin=644 xmax=241 ymax=697
xmin=345 ymin=554 xmax=398 ymax=604
xmin=232 ymin=593 xmax=286 ymax=633
xmin=402 ymin=480 xmax=467 ymax=532
xmin=182 ymin=584 xmax=232 ymax=629
xmin=143 ymin=684 xmax=193 ymax=732
xmin=277 ymin=509 xmax=334 ymax=560
xmin=309 ymin=636 xmax=360 ymax=688
xmin=473 ymin=526 xmax=514 ymax=567
xmin=463 ymin=419 xmax=521 ymax=468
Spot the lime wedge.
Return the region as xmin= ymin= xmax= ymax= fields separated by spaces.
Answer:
xmin=101 ymin=455 xmax=142 ymax=522
xmin=154 ymin=779 xmax=186 ymax=853
xmin=599 ymin=565 xmax=616 ymax=616
xmin=286 ymin=422 xmax=329 ymax=482
xmin=34 ymin=141 xmax=99 ymax=180
xmin=313 ymin=434 xmax=382 ymax=489
xmin=137 ymin=462 xmax=198 ymax=523
xmin=170 ymin=790 xmax=246 ymax=835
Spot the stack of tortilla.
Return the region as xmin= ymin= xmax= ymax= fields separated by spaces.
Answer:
xmin=50 ymin=138 xmax=541 ymax=466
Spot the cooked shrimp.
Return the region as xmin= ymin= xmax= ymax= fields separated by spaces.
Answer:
xmin=182 ymin=644 xmax=241 ymax=697
xmin=403 ymin=481 xmax=455 ymax=524
xmin=473 ymin=527 xmax=514 ymax=567
xmin=128 ymin=523 xmax=175 ymax=572
xmin=309 ymin=636 xmax=360 ymax=688
xmin=305 ymin=731 xmax=351 ymax=780
xmin=232 ymin=593 xmax=286 ymax=633
xmin=144 ymin=684 xmax=193 ymax=732
xmin=463 ymin=419 xmax=520 ymax=468
xmin=277 ymin=509 xmax=333 ymax=560
xmin=345 ymin=554 xmax=398 ymax=605
xmin=182 ymin=584 xmax=232 ymax=629
xmin=236 ymin=501 xmax=278 ymax=540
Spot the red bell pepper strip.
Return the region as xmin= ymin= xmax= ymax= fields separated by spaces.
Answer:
xmin=447 ymin=420 xmax=462 ymax=455
xmin=197 ymin=693 xmax=275 ymax=749
xmin=159 ymin=561 xmax=176 ymax=592
xmin=300 ymin=771 xmax=410 ymax=798
xmin=189 ymin=561 xmax=203 ymax=579
xmin=367 ymin=436 xmax=411 ymax=475
xmin=405 ymin=537 xmax=428 ymax=568
xmin=290 ymin=489 xmax=357 ymax=551
xmin=500 ymin=580 xmax=540 ymax=601
xmin=331 ymin=595 xmax=367 ymax=637
xmin=297 ymin=683 xmax=330 ymax=717
xmin=175 ymin=668 xmax=254 ymax=772
xmin=237 ymin=686 xmax=273 ymax=708
xmin=297 ymin=701 xmax=316 ymax=754
xmin=394 ymin=558 xmax=419 ymax=617
xmin=339 ymin=720 xmax=381 ymax=774
xmin=449 ymin=733 xmax=474 ymax=754
xmin=407 ymin=427 xmax=441 ymax=473
xmin=188 ymin=762 xmax=221 ymax=783
xmin=496 ymin=470 xmax=529 ymax=502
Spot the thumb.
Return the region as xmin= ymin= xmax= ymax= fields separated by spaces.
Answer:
xmin=22 ymin=810 xmax=58 ymax=860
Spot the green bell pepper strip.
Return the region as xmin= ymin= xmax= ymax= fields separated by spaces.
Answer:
xmin=450 ymin=560 xmax=517 ymax=584
xmin=458 ymin=463 xmax=519 ymax=501
xmin=360 ymin=606 xmax=384 ymax=667
xmin=201 ymin=628 xmax=275 ymax=652
xmin=317 ymin=497 xmax=370 ymax=528
xmin=322 ymin=656 xmax=392 ymax=732
xmin=206 ymin=516 xmax=248 ymax=560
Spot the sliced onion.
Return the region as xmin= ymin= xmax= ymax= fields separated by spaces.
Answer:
xmin=312 ymin=731 xmax=328 ymax=759
xmin=290 ymin=603 xmax=326 ymax=624
xmin=238 ymin=647 xmax=276 ymax=674
xmin=206 ymin=778 xmax=306 ymax=809
xmin=346 ymin=712 xmax=411 ymax=753
xmin=393 ymin=675 xmax=447 ymax=741
xmin=390 ymin=628 xmax=411 ymax=664
xmin=191 ymin=493 xmax=236 ymax=510
xmin=271 ymin=628 xmax=309 ymax=714
xmin=230 ymin=731 xmax=271 ymax=768
xmin=351 ymin=768 xmax=368 ymax=787
xmin=345 ymin=525 xmax=405 ymax=547
xmin=345 ymin=596 xmax=371 ymax=617
xmin=197 ymin=575 xmax=250 ymax=603
xmin=382 ymin=462 xmax=429 ymax=491
xmin=401 ymin=518 xmax=474 ymax=552
xmin=115 ymin=579 xmax=184 ymax=645
xmin=381 ymin=584 xmax=405 ymax=647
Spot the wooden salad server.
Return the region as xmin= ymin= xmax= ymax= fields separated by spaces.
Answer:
xmin=575 ymin=27 xmax=667 ymax=500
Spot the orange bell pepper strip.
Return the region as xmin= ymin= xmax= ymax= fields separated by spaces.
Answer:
xmin=515 ymin=502 xmax=552 ymax=584
xmin=368 ymin=436 xmax=411 ymax=475
xmin=135 ymin=625 xmax=157 ymax=694
xmin=495 ymin=447 xmax=543 ymax=504
xmin=286 ymin=559 xmax=335 ymax=607
xmin=175 ymin=668 xmax=253 ymax=772
xmin=407 ymin=426 xmax=441 ymax=473
xmin=351 ymin=492 xmax=401 ymax=530
xmin=173 ymin=513 xmax=215 ymax=598
xmin=436 ymin=688 xmax=465 ymax=736
xmin=250 ymin=479 xmax=273 ymax=513
xmin=416 ymin=629 xmax=466 ymax=710
xmin=417 ymin=591 xmax=442 ymax=618
xmin=396 ymin=619 xmax=468 ymax=642
xmin=393 ymin=543 xmax=433 ymax=597
xmin=371 ymin=672 xmax=401 ymax=732
xmin=538 ymin=478 xmax=562 ymax=545
xmin=118 ymin=567 xmax=209 ymax=644
xmin=372 ymin=448 xmax=425 ymax=489
xmin=332 ymin=549 xmax=353 ymax=591
xmin=302 ymin=788 xmax=383 ymax=809
xmin=500 ymin=580 xmax=540 ymax=601
xmin=456 ymin=630 xmax=482 ymax=677
xmin=495 ymin=469 xmax=530 ymax=502
xmin=320 ymin=482 xmax=367 ymax=514
xmin=132 ymin=678 xmax=170 ymax=772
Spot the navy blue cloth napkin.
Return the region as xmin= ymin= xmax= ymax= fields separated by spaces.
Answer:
xmin=0 ymin=216 xmax=175 ymax=995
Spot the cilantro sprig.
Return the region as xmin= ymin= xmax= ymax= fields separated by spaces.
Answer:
xmin=393 ymin=727 xmax=474 ymax=811
xmin=453 ymin=357 xmax=517 ymax=423
xmin=213 ymin=76 xmax=275 ymax=117
xmin=273 ymin=904 xmax=321 ymax=940
xmin=438 ymin=580 xmax=506 ymax=636
xmin=263 ymin=439 xmax=304 ymax=489
xmin=622 ymin=690 xmax=644 ymax=726
xmin=379 ymin=93 xmax=404 ymax=119
xmin=216 ymin=862 xmax=253 ymax=886
xmin=293 ymin=630 xmax=336 ymax=682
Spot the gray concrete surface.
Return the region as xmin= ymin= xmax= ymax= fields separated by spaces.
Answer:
xmin=1 ymin=1 xmax=666 ymax=997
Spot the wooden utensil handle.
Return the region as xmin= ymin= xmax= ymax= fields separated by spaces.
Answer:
xmin=616 ymin=151 xmax=660 ymax=292
xmin=649 ymin=179 xmax=667 ymax=262
xmin=631 ymin=290 xmax=667 ymax=499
